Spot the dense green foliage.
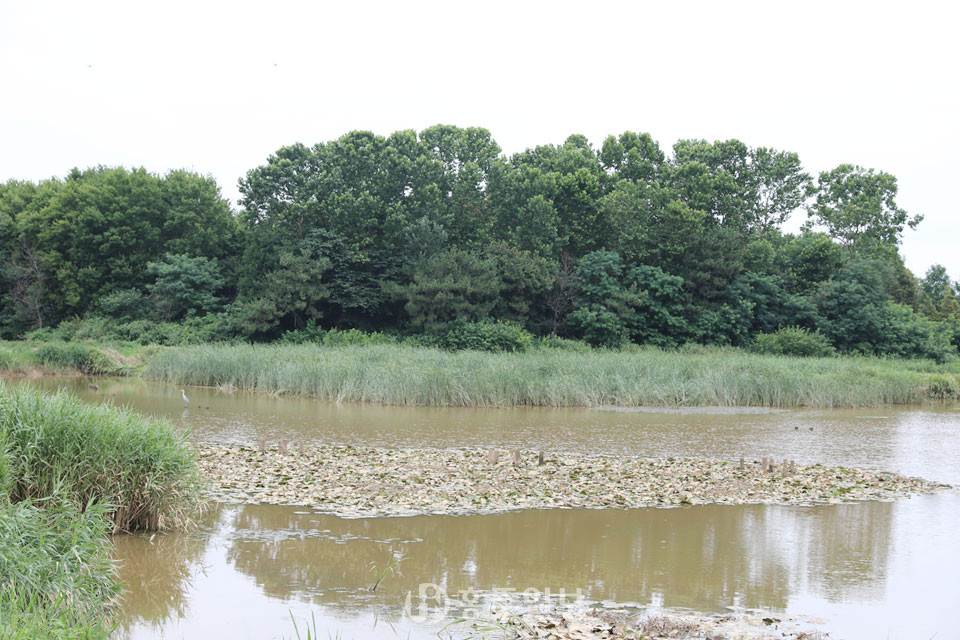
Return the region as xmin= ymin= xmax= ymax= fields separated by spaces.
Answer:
xmin=2 ymin=127 xmax=957 ymax=360
xmin=142 ymin=342 xmax=960 ymax=408
xmin=750 ymin=327 xmax=835 ymax=358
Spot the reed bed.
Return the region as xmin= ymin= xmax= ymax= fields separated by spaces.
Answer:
xmin=143 ymin=343 xmax=957 ymax=408
xmin=0 ymin=498 xmax=117 ymax=639
xmin=0 ymin=382 xmax=205 ymax=637
xmin=0 ymin=382 xmax=204 ymax=533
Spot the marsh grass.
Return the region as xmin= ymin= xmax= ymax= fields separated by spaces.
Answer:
xmin=143 ymin=343 xmax=960 ymax=408
xmin=0 ymin=340 xmax=132 ymax=375
xmin=0 ymin=382 xmax=204 ymax=532
xmin=0 ymin=498 xmax=118 ymax=640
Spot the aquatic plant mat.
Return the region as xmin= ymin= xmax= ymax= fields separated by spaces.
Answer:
xmin=197 ymin=445 xmax=945 ymax=518
xmin=441 ymin=606 xmax=830 ymax=640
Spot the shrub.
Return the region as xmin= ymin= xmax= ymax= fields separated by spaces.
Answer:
xmin=927 ymin=374 xmax=959 ymax=399
xmin=535 ymin=335 xmax=592 ymax=353
xmin=434 ymin=320 xmax=532 ymax=352
xmin=33 ymin=343 xmax=114 ymax=374
xmin=322 ymin=328 xmax=396 ymax=347
xmin=280 ymin=321 xmax=327 ymax=344
xmin=109 ymin=314 xmax=236 ymax=346
xmin=750 ymin=327 xmax=835 ymax=358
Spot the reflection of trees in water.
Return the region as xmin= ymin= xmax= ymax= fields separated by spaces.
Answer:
xmin=111 ymin=504 xmax=225 ymax=635
xmin=223 ymin=501 xmax=894 ymax=614
xmin=758 ymin=500 xmax=893 ymax=603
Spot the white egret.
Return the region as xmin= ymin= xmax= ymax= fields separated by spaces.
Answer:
xmin=181 ymin=389 xmax=190 ymax=405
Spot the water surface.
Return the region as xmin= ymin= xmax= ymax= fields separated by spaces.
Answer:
xmin=9 ymin=376 xmax=959 ymax=640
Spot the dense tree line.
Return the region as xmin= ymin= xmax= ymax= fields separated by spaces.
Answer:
xmin=1 ymin=126 xmax=957 ymax=360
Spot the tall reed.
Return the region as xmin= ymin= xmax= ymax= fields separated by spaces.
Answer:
xmin=0 ymin=382 xmax=203 ymax=533
xmin=0 ymin=497 xmax=118 ymax=639
xmin=143 ymin=343 xmax=958 ymax=408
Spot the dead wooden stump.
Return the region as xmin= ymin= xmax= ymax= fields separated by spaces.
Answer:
xmin=487 ymin=449 xmax=499 ymax=465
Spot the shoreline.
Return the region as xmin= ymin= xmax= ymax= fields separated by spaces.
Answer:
xmin=196 ymin=444 xmax=946 ymax=519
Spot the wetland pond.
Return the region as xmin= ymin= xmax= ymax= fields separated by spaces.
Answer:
xmin=11 ymin=376 xmax=960 ymax=640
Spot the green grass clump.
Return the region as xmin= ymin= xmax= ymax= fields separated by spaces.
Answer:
xmin=0 ymin=340 xmax=133 ymax=375
xmin=0 ymin=498 xmax=117 ymax=639
xmin=143 ymin=342 xmax=959 ymax=408
xmin=33 ymin=342 xmax=115 ymax=374
xmin=0 ymin=342 xmax=34 ymax=373
xmin=750 ymin=326 xmax=835 ymax=358
xmin=0 ymin=382 xmax=205 ymax=637
xmin=0 ymin=382 xmax=203 ymax=532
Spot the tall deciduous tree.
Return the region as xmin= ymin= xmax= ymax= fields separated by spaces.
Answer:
xmin=806 ymin=164 xmax=921 ymax=253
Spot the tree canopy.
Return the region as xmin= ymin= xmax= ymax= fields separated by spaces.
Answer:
xmin=2 ymin=126 xmax=950 ymax=361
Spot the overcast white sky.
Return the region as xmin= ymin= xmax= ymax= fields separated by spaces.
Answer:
xmin=1 ymin=1 xmax=957 ymax=279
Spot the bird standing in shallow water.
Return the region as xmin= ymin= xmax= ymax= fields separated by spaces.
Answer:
xmin=181 ymin=390 xmax=190 ymax=405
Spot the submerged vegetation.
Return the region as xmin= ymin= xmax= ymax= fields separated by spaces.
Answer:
xmin=0 ymin=382 xmax=203 ymax=636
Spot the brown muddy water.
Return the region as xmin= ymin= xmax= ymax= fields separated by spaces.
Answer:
xmin=10 ymin=377 xmax=960 ymax=640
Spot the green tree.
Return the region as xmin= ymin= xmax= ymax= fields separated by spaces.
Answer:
xmin=918 ymin=264 xmax=958 ymax=320
xmin=147 ymin=254 xmax=225 ymax=321
xmin=599 ymin=131 xmax=664 ymax=184
xmin=814 ymin=258 xmax=892 ymax=352
xmin=748 ymin=147 xmax=812 ymax=236
xmin=485 ymin=242 xmax=554 ymax=328
xmin=5 ymin=167 xmax=237 ymax=323
xmin=806 ymin=164 xmax=922 ymax=254
xmin=569 ymin=251 xmax=689 ymax=347
xmin=384 ymin=249 xmax=501 ymax=332
xmin=232 ymin=248 xmax=331 ymax=336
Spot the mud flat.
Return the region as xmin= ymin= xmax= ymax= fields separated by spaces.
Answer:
xmin=196 ymin=444 xmax=945 ymax=518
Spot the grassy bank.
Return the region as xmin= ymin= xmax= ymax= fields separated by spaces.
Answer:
xmin=0 ymin=382 xmax=204 ymax=637
xmin=143 ymin=342 xmax=960 ymax=408
xmin=0 ymin=340 xmax=143 ymax=376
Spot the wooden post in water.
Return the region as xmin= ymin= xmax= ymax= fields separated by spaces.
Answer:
xmin=257 ymin=438 xmax=267 ymax=454
xmin=278 ymin=439 xmax=288 ymax=455
xmin=487 ymin=449 xmax=499 ymax=465
xmin=738 ymin=456 xmax=745 ymax=471
xmin=538 ymin=450 xmax=545 ymax=466
xmin=299 ymin=439 xmax=306 ymax=456
xmin=512 ymin=449 xmax=522 ymax=467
